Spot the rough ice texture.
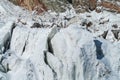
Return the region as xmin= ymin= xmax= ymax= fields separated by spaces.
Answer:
xmin=1 ymin=0 xmax=120 ymax=80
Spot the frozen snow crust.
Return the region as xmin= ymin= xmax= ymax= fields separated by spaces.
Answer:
xmin=1 ymin=0 xmax=120 ymax=80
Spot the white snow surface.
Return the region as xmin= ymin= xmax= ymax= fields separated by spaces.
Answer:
xmin=0 ymin=0 xmax=120 ymax=80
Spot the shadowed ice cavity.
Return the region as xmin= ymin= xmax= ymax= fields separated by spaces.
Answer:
xmin=94 ymin=40 xmax=104 ymax=60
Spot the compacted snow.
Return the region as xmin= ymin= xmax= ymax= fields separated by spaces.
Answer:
xmin=1 ymin=0 xmax=120 ymax=80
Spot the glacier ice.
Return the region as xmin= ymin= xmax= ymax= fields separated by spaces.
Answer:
xmin=0 ymin=0 xmax=120 ymax=80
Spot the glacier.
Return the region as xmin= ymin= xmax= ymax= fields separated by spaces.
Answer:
xmin=0 ymin=0 xmax=120 ymax=80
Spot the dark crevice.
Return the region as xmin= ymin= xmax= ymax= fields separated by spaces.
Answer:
xmin=11 ymin=23 xmax=16 ymax=35
xmin=6 ymin=63 xmax=10 ymax=72
xmin=0 ymin=23 xmax=16 ymax=73
xmin=72 ymin=64 xmax=76 ymax=80
xmin=21 ymin=32 xmax=30 ymax=55
xmin=94 ymin=40 xmax=104 ymax=60
xmin=43 ymin=51 xmax=57 ymax=80
xmin=47 ymin=37 xmax=54 ymax=54
xmin=0 ymin=63 xmax=7 ymax=73
xmin=22 ymin=42 xmax=27 ymax=54
xmin=3 ymin=36 xmax=11 ymax=53
xmin=46 ymin=26 xmax=60 ymax=54
xmin=101 ymin=30 xmax=108 ymax=39
xmin=43 ymin=26 xmax=60 ymax=80
xmin=43 ymin=51 xmax=48 ymax=65
xmin=0 ymin=54 xmax=9 ymax=73
xmin=3 ymin=23 xmax=16 ymax=53
xmin=111 ymin=30 xmax=120 ymax=40
xmin=21 ymin=38 xmax=28 ymax=55
xmin=67 ymin=0 xmax=72 ymax=4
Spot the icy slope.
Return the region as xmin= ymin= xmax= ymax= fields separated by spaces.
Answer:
xmin=1 ymin=23 xmax=120 ymax=80
xmin=1 ymin=0 xmax=120 ymax=80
